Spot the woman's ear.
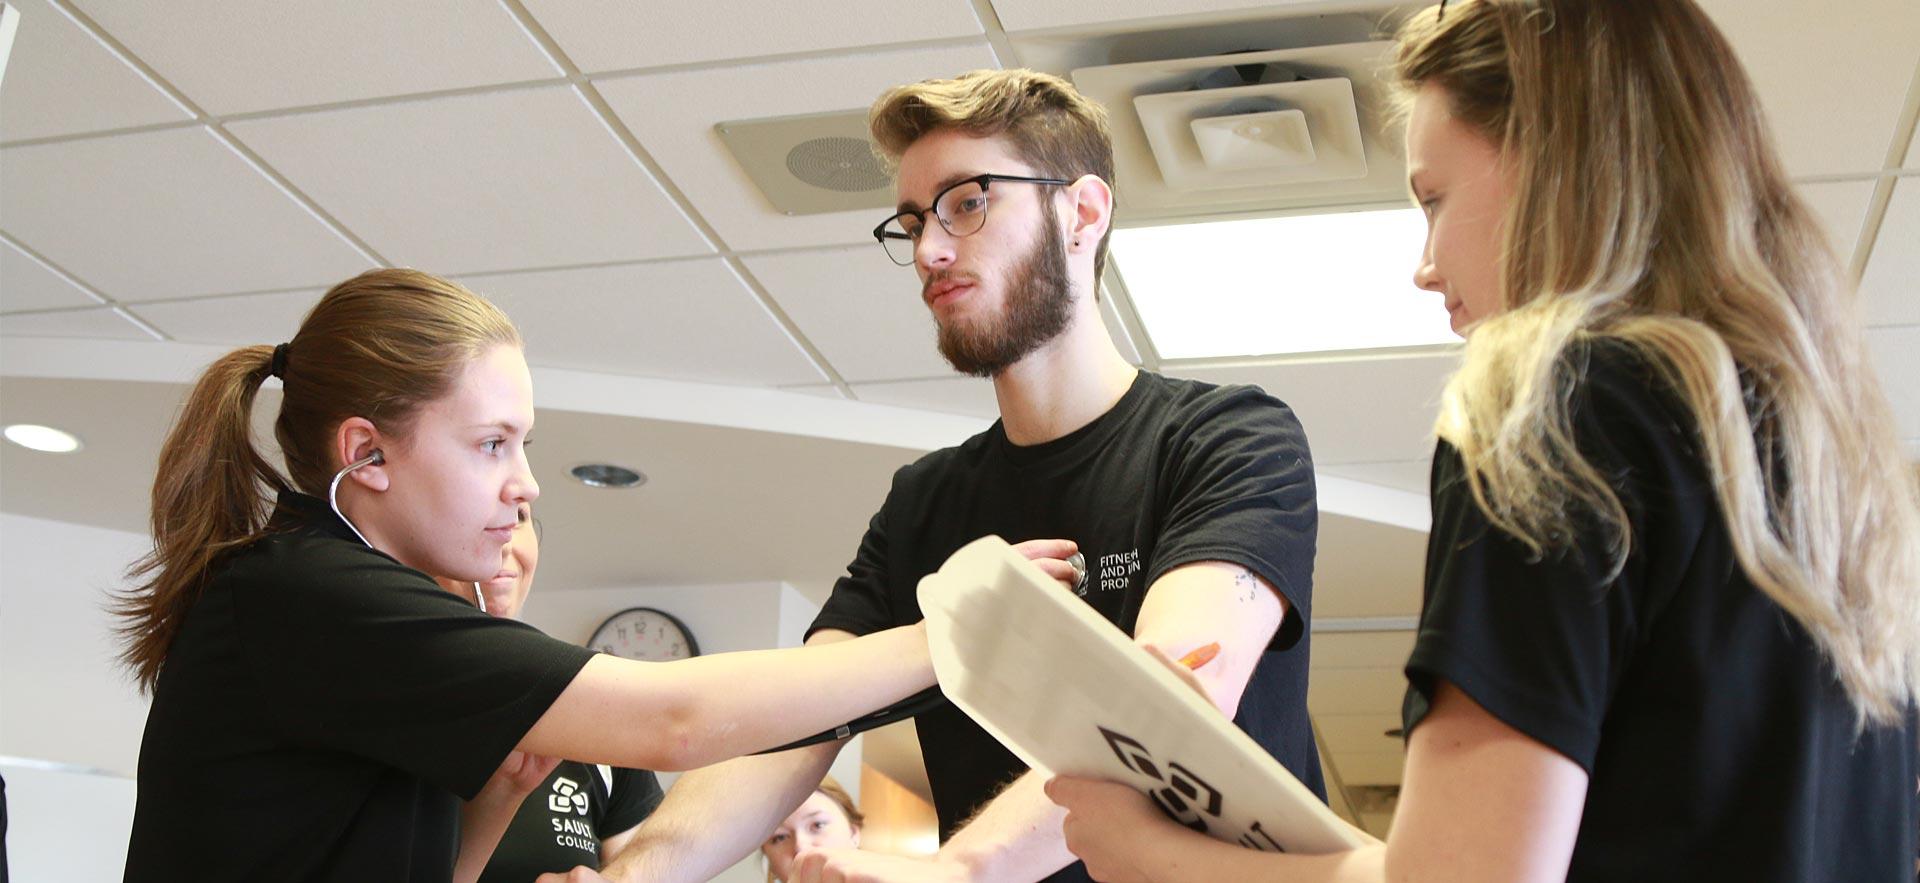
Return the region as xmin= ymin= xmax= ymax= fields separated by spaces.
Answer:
xmin=333 ymin=417 xmax=391 ymax=492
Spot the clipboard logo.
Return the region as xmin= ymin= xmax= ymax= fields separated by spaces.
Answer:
xmin=1097 ymin=726 xmax=1223 ymax=833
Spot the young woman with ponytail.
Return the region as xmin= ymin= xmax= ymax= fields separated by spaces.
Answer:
xmin=116 ymin=268 xmax=934 ymax=881
xmin=1046 ymin=2 xmax=1920 ymax=881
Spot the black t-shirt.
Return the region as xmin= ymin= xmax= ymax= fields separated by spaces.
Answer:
xmin=477 ymin=761 xmax=663 ymax=883
xmin=125 ymin=492 xmax=596 ymax=882
xmin=1403 ymin=345 xmax=1920 ymax=882
xmin=810 ymin=370 xmax=1322 ymax=883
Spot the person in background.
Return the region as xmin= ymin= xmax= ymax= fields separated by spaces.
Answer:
xmin=761 ymin=777 xmax=863 ymax=883
xmin=1045 ymin=2 xmax=1920 ymax=881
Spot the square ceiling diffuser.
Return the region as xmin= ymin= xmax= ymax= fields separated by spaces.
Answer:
xmin=1073 ymin=41 xmax=1402 ymax=221
xmin=1134 ymin=77 xmax=1366 ymax=191
xmin=715 ymin=109 xmax=894 ymax=216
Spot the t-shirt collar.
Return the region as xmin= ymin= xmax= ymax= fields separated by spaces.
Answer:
xmin=994 ymin=369 xmax=1149 ymax=468
xmin=270 ymin=489 xmax=365 ymax=545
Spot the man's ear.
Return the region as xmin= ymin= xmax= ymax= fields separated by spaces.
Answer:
xmin=1065 ymin=174 xmax=1114 ymax=258
xmin=333 ymin=416 xmax=391 ymax=492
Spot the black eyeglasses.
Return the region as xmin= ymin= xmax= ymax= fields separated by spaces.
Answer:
xmin=872 ymin=173 xmax=1072 ymax=266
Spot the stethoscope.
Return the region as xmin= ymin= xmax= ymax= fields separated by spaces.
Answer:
xmin=329 ymin=449 xmax=488 ymax=614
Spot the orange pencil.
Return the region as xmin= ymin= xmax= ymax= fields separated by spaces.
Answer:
xmin=1177 ymin=642 xmax=1221 ymax=671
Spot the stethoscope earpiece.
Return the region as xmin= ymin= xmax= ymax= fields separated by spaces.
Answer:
xmin=328 ymin=449 xmax=385 ymax=548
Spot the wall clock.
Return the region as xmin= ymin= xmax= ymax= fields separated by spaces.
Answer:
xmin=587 ymin=607 xmax=699 ymax=661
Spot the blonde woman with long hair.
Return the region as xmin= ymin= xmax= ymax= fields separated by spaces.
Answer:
xmin=1046 ymin=1 xmax=1919 ymax=881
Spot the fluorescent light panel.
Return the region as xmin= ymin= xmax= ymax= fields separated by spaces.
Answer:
xmin=1113 ymin=208 xmax=1456 ymax=360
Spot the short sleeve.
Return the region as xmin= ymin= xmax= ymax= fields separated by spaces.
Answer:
xmin=809 ymin=481 xmax=902 ymax=640
xmin=600 ymin=767 xmax=664 ymax=835
xmin=1147 ymin=387 xmax=1318 ymax=651
xmin=232 ymin=548 xmax=594 ymax=799
xmin=1402 ymin=348 xmax=1701 ymax=773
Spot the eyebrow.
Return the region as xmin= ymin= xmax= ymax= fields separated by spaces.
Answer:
xmin=468 ymin=421 xmax=526 ymax=434
xmin=895 ymin=170 xmax=983 ymax=213
xmin=1406 ymin=169 xmax=1427 ymax=194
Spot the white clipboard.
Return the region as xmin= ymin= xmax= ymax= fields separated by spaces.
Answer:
xmin=918 ymin=535 xmax=1378 ymax=854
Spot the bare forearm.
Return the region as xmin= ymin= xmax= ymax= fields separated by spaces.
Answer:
xmin=938 ymin=771 xmax=1077 ymax=883
xmin=454 ymin=790 xmax=522 ymax=883
xmin=600 ymin=745 xmax=838 ymax=883
xmin=1138 ymin=829 xmax=1385 ymax=883
xmin=524 ymin=624 xmax=930 ymax=770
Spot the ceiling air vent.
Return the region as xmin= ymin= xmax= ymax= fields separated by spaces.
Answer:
xmin=716 ymin=110 xmax=893 ymax=216
xmin=1073 ymin=41 xmax=1404 ymax=222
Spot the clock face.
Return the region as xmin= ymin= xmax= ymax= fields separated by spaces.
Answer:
xmin=588 ymin=607 xmax=699 ymax=662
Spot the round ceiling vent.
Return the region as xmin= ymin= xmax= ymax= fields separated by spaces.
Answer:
xmin=786 ymin=136 xmax=889 ymax=193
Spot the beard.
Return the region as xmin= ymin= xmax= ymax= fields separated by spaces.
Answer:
xmin=933 ymin=201 xmax=1075 ymax=378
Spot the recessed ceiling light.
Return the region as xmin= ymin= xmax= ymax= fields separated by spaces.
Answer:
xmin=3 ymin=424 xmax=83 ymax=453
xmin=1112 ymin=207 xmax=1458 ymax=360
xmin=569 ymin=463 xmax=646 ymax=489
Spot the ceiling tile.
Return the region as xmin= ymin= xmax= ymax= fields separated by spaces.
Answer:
xmin=1172 ymin=352 xmax=1456 ymax=466
xmin=596 ymin=42 xmax=998 ymax=253
xmin=71 ymin=0 xmax=558 ymax=115
xmin=779 ymin=383 xmax=853 ymax=403
xmin=1305 ymin=666 xmax=1405 ymax=717
xmin=1860 ymin=177 xmax=1919 ymax=327
xmin=0 ymin=0 xmax=190 ymax=142
xmin=521 ymin=0 xmax=981 ymax=72
xmin=1907 ymin=125 xmax=1918 ymax=169
xmin=1867 ymin=325 xmax=1920 ymax=440
xmin=1697 ymin=0 xmax=1920 ymax=177
xmin=0 ymin=307 xmax=151 ymax=340
xmin=460 ymin=261 xmax=825 ymax=386
xmin=1318 ymin=458 xmax=1431 ymax=495
xmin=0 ymin=237 xmax=102 ymax=312
xmin=989 ymin=0 xmax=1333 ymax=32
xmin=0 ymin=127 xmax=375 ymax=302
xmin=849 ymin=377 xmax=1000 ymax=419
xmin=132 ymin=290 xmax=320 ymax=346
xmin=227 ymin=87 xmax=712 ymax=274
xmin=743 ymin=245 xmax=950 ymax=382
xmin=1795 ymin=178 xmax=1877 ymax=261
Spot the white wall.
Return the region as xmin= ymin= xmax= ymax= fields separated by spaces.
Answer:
xmin=0 ymin=513 xmax=151 ymax=882
xmin=0 ymin=513 xmax=149 ymax=774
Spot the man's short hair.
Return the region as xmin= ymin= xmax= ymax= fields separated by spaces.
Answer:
xmin=869 ymin=68 xmax=1117 ymax=281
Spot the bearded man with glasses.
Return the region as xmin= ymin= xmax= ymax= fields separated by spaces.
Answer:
xmin=582 ymin=68 xmax=1325 ymax=883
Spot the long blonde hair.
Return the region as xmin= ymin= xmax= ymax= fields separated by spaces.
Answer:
xmin=1395 ymin=0 xmax=1920 ymax=727
xmin=115 ymin=269 xmax=520 ymax=692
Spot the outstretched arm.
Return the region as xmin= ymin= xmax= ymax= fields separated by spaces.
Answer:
xmin=520 ymin=623 xmax=929 ymax=772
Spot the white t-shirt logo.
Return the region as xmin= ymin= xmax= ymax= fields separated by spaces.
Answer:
xmin=548 ymin=776 xmax=590 ymax=815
